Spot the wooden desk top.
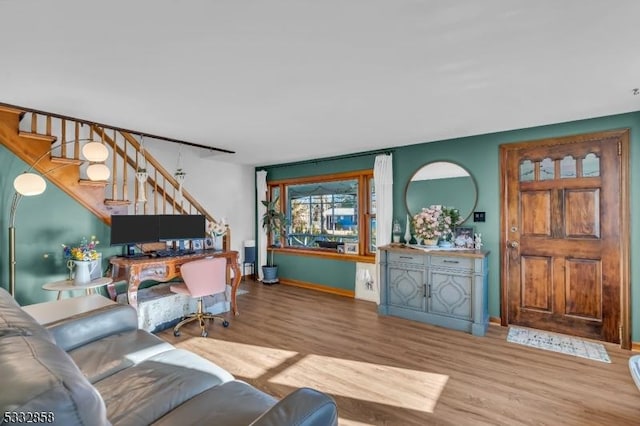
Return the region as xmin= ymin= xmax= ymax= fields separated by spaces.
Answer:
xmin=109 ymin=249 xmax=238 ymax=267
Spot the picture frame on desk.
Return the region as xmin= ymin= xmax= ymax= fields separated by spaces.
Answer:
xmin=204 ymin=237 xmax=214 ymax=249
xmin=192 ymin=239 xmax=203 ymax=250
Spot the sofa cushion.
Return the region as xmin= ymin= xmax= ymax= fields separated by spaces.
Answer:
xmin=69 ymin=329 xmax=174 ymax=383
xmin=0 ymin=287 xmax=54 ymax=343
xmin=0 ymin=334 xmax=109 ymax=426
xmin=152 ymin=380 xmax=277 ymax=426
xmin=94 ymin=349 xmax=233 ymax=426
xmin=47 ymin=303 xmax=139 ymax=351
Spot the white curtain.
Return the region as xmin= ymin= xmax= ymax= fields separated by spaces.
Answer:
xmin=256 ymin=170 xmax=268 ymax=281
xmin=374 ymin=154 xmax=393 ymax=304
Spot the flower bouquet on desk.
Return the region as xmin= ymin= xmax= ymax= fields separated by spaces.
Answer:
xmin=206 ymin=218 xmax=227 ymax=251
xmin=62 ymin=236 xmax=102 ymax=285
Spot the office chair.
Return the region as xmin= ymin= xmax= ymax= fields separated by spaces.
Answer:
xmin=170 ymin=257 xmax=230 ymax=337
xmin=243 ymin=241 xmax=256 ymax=281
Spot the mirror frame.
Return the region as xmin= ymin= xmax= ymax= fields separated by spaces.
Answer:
xmin=404 ymin=160 xmax=478 ymax=224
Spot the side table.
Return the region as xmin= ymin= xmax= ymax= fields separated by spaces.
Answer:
xmin=22 ymin=294 xmax=116 ymax=325
xmin=42 ymin=277 xmax=114 ymax=300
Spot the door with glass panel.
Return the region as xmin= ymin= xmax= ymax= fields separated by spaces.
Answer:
xmin=500 ymin=130 xmax=629 ymax=345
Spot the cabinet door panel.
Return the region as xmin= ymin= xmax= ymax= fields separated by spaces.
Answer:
xmin=388 ymin=266 xmax=425 ymax=310
xmin=428 ymin=270 xmax=472 ymax=320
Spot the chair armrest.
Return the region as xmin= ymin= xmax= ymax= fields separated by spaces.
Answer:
xmin=250 ymin=388 xmax=338 ymax=426
xmin=47 ymin=304 xmax=139 ymax=351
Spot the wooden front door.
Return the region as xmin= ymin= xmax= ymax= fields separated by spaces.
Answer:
xmin=500 ymin=130 xmax=629 ymax=346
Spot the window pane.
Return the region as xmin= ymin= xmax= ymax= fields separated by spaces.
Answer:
xmin=582 ymin=153 xmax=600 ymax=177
xmin=370 ymin=217 xmax=377 ymax=252
xmin=520 ymin=160 xmax=534 ymax=182
xmin=370 ymin=178 xmax=376 ymax=215
xmin=286 ymin=179 xmax=359 ymax=249
xmin=560 ymin=155 xmax=576 ymax=178
xmin=539 ymin=158 xmax=555 ymax=180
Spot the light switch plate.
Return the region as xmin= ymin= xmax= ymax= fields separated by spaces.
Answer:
xmin=473 ymin=211 xmax=486 ymax=222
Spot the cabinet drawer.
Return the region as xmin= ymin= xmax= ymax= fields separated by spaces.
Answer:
xmin=430 ymin=256 xmax=473 ymax=270
xmin=388 ymin=252 xmax=425 ymax=266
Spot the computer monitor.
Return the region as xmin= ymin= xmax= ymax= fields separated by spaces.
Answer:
xmin=158 ymin=214 xmax=206 ymax=241
xmin=110 ymin=215 xmax=160 ymax=254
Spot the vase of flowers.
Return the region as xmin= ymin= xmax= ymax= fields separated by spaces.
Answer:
xmin=207 ymin=218 xmax=227 ymax=251
xmin=438 ymin=206 xmax=460 ymax=246
xmin=412 ymin=205 xmax=461 ymax=247
xmin=62 ymin=236 xmax=101 ymax=285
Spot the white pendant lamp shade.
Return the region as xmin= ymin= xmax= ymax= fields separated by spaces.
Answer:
xmin=13 ymin=172 xmax=47 ymax=196
xmin=86 ymin=163 xmax=111 ymax=181
xmin=82 ymin=142 xmax=109 ymax=162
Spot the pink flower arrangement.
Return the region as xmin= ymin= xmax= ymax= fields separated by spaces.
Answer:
xmin=412 ymin=205 xmax=460 ymax=241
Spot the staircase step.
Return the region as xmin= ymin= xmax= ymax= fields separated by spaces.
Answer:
xmin=18 ymin=131 xmax=57 ymax=143
xmin=104 ymin=199 xmax=132 ymax=206
xmin=78 ymin=179 xmax=108 ymax=187
xmin=50 ymin=156 xmax=83 ymax=166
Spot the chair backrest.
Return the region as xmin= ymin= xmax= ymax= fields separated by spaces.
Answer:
xmin=180 ymin=257 xmax=227 ymax=298
xmin=243 ymin=246 xmax=256 ymax=264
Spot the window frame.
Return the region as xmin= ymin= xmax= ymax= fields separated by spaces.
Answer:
xmin=267 ymin=169 xmax=375 ymax=260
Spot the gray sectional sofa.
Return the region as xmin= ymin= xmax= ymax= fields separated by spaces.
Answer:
xmin=0 ymin=288 xmax=338 ymax=425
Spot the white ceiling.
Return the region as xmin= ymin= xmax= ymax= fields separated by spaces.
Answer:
xmin=1 ymin=0 xmax=639 ymax=166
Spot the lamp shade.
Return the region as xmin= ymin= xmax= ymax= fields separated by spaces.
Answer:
xmin=86 ymin=163 xmax=111 ymax=181
xmin=82 ymin=142 xmax=109 ymax=162
xmin=13 ymin=172 xmax=47 ymax=196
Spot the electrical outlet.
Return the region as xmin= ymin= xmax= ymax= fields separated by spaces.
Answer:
xmin=473 ymin=211 xmax=486 ymax=222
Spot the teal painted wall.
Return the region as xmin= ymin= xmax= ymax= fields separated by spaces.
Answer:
xmin=261 ymin=111 xmax=640 ymax=340
xmin=0 ymin=145 xmax=121 ymax=306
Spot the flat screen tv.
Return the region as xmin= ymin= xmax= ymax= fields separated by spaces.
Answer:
xmin=158 ymin=214 xmax=206 ymax=241
xmin=110 ymin=215 xmax=160 ymax=246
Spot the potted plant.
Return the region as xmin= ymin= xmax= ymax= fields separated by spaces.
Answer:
xmin=261 ymin=196 xmax=287 ymax=284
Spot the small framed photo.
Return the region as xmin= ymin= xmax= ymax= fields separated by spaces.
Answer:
xmin=343 ymin=242 xmax=358 ymax=254
xmin=337 ymin=245 xmax=345 ymax=253
xmin=453 ymin=226 xmax=475 ymax=248
xmin=192 ymin=239 xmax=203 ymax=250
xmin=204 ymin=237 xmax=214 ymax=249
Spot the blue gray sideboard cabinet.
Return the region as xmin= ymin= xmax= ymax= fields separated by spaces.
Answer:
xmin=378 ymin=245 xmax=490 ymax=336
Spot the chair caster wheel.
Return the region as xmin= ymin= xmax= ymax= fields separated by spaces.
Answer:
xmin=222 ymin=320 xmax=230 ymax=328
xmin=173 ymin=329 xmax=181 ymax=337
xmin=201 ymin=330 xmax=208 ymax=338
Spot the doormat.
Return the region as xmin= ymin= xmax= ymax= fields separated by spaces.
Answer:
xmin=507 ymin=326 xmax=611 ymax=363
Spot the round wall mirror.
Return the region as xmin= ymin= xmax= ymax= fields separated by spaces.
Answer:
xmin=405 ymin=161 xmax=478 ymax=223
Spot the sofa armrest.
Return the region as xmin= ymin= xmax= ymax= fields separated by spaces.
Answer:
xmin=47 ymin=303 xmax=139 ymax=351
xmin=250 ymin=387 xmax=338 ymax=426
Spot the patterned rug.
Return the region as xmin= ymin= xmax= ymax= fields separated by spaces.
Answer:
xmin=507 ymin=326 xmax=611 ymax=363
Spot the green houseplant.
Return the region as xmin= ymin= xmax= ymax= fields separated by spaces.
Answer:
xmin=261 ymin=196 xmax=287 ymax=284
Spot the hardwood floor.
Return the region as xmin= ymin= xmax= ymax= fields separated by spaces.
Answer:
xmin=157 ymin=280 xmax=640 ymax=425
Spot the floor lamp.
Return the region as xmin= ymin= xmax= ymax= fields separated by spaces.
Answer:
xmin=8 ymin=140 xmax=110 ymax=296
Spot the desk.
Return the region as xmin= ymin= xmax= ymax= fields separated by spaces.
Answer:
xmin=43 ymin=277 xmax=114 ymax=300
xmin=108 ymin=250 xmax=242 ymax=315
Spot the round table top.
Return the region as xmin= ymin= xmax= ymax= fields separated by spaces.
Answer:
xmin=42 ymin=277 xmax=113 ymax=292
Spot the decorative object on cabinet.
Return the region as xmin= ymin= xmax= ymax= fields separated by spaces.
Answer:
xmin=392 ymin=219 xmax=402 ymax=243
xmin=378 ymin=245 xmax=489 ymax=336
xmin=405 ymin=161 xmax=477 ymax=223
xmin=474 ymin=233 xmax=483 ymax=250
xmin=404 ymin=214 xmax=412 ymax=243
xmin=454 ymin=226 xmax=475 ymax=248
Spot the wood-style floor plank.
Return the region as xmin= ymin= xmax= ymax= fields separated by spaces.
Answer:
xmin=157 ymin=280 xmax=640 ymax=425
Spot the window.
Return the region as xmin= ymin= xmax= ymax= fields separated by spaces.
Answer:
xmin=267 ymin=170 xmax=375 ymax=256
